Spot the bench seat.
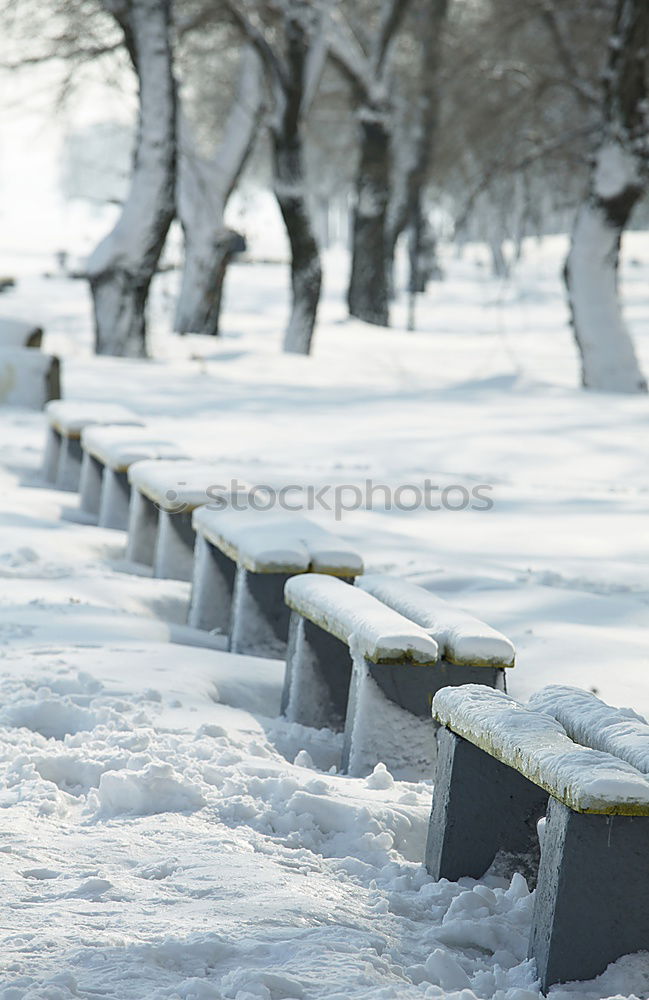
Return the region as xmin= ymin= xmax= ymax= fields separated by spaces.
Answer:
xmin=433 ymin=685 xmax=649 ymax=815
xmin=529 ymin=684 xmax=649 ymax=775
xmin=189 ymin=507 xmax=363 ymax=657
xmin=126 ymin=460 xmax=227 ymax=580
xmin=42 ymin=400 xmax=140 ymax=491
xmin=357 ymin=574 xmax=515 ymax=667
xmin=79 ymin=425 xmax=186 ymax=528
xmin=427 ymin=683 xmax=649 ymax=990
xmin=285 ymin=574 xmax=437 ymax=665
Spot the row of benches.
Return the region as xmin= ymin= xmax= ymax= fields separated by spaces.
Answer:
xmin=39 ymin=400 xmax=649 ymax=990
xmin=0 ymin=317 xmax=60 ymax=408
xmin=40 ymin=400 xmax=515 ymax=776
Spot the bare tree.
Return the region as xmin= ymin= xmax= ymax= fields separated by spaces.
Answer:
xmin=87 ymin=0 xmax=176 ymax=357
xmin=386 ymin=0 xmax=449 ymax=296
xmin=175 ymin=45 xmax=264 ymax=337
xmin=223 ymin=0 xmax=325 ymax=355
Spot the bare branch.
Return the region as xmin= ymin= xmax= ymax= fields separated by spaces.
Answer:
xmin=374 ymin=0 xmax=413 ymax=77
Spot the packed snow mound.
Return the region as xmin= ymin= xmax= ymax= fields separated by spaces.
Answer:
xmin=90 ymin=761 xmax=207 ymax=817
xmin=1 ymin=695 xmax=105 ymax=739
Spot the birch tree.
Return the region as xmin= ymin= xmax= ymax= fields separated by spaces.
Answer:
xmin=328 ymin=0 xmax=412 ymax=326
xmin=223 ymin=0 xmax=325 ymax=355
xmin=87 ymin=0 xmax=177 ymax=357
xmin=562 ymin=0 xmax=648 ymax=392
xmin=175 ymin=46 xmax=264 ymax=337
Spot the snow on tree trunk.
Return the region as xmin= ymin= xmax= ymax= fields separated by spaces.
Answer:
xmin=87 ymin=0 xmax=176 ymax=358
xmin=175 ymin=48 xmax=263 ymax=337
xmin=347 ymin=111 xmax=391 ymax=326
xmin=564 ymin=0 xmax=649 ymax=393
xmin=565 ymin=143 xmax=646 ymax=392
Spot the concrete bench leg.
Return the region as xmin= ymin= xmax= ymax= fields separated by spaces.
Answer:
xmin=425 ymin=727 xmax=548 ymax=883
xmin=282 ymin=613 xmax=353 ymax=729
xmin=126 ymin=490 xmax=159 ymax=566
xmin=187 ymin=535 xmax=236 ymax=631
xmin=530 ymin=798 xmax=649 ymax=991
xmin=154 ymin=510 xmax=195 ymax=581
xmin=229 ymin=568 xmax=293 ymax=657
xmin=42 ymin=427 xmax=61 ymax=483
xmin=341 ymin=656 xmax=438 ymax=779
xmin=56 ymin=435 xmax=84 ymax=492
xmin=99 ymin=469 xmax=131 ymax=530
xmin=79 ymin=453 xmax=104 ymax=518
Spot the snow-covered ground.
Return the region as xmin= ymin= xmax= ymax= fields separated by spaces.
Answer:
xmin=0 ymin=237 xmax=648 ymax=998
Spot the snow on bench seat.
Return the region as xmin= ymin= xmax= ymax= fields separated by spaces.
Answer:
xmin=0 ymin=317 xmax=43 ymax=348
xmin=128 ymin=459 xmax=222 ymax=511
xmin=42 ymin=400 xmax=141 ymax=491
xmin=356 ymin=574 xmax=515 ymax=668
xmin=126 ymin=460 xmax=231 ymax=581
xmin=0 ymin=348 xmax=59 ymax=409
xmin=82 ymin=425 xmax=186 ymax=473
xmin=285 ymin=574 xmax=438 ymax=665
xmin=529 ymin=684 xmax=649 ymax=776
xmin=46 ymin=400 xmax=139 ymax=438
xmin=79 ymin=426 xmax=187 ymax=527
xmin=193 ymin=506 xmax=363 ymax=576
xmin=429 ymin=683 xmax=649 ymax=990
xmin=432 ymin=684 xmax=649 ymax=815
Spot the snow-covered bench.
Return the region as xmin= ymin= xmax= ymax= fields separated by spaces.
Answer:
xmin=126 ymin=460 xmax=224 ymax=579
xmin=188 ymin=507 xmax=363 ymax=656
xmin=282 ymin=575 xmax=440 ymax=777
xmin=79 ymin=425 xmax=187 ymax=528
xmin=0 ymin=348 xmax=60 ymax=410
xmin=428 ymin=684 xmax=649 ymax=990
xmin=42 ymin=401 xmax=141 ymax=492
xmin=281 ymin=574 xmax=514 ymax=778
xmin=0 ymin=317 xmax=43 ymax=348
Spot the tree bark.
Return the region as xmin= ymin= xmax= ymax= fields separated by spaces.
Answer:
xmin=347 ymin=111 xmax=391 ymax=326
xmin=565 ymin=144 xmax=646 ymax=391
xmin=564 ymin=0 xmax=648 ymax=392
xmin=271 ymin=16 xmax=322 ymax=355
xmin=87 ymin=0 xmax=176 ymax=358
xmin=175 ymin=47 xmax=262 ymax=337
xmin=385 ymin=0 xmax=448 ymax=300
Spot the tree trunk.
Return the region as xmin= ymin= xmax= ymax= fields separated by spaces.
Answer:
xmin=408 ymin=193 xmax=441 ymax=293
xmin=87 ymin=0 xmax=176 ymax=358
xmin=564 ymin=0 xmax=648 ymax=393
xmin=565 ymin=144 xmax=646 ymax=391
xmin=271 ymin=15 xmax=322 ymax=355
xmin=175 ymin=47 xmax=262 ymax=336
xmin=347 ymin=112 xmax=391 ymax=326
xmin=273 ymin=136 xmax=322 ymax=354
xmin=176 ymin=234 xmax=236 ymax=337
xmin=385 ymin=0 xmax=449 ymax=300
